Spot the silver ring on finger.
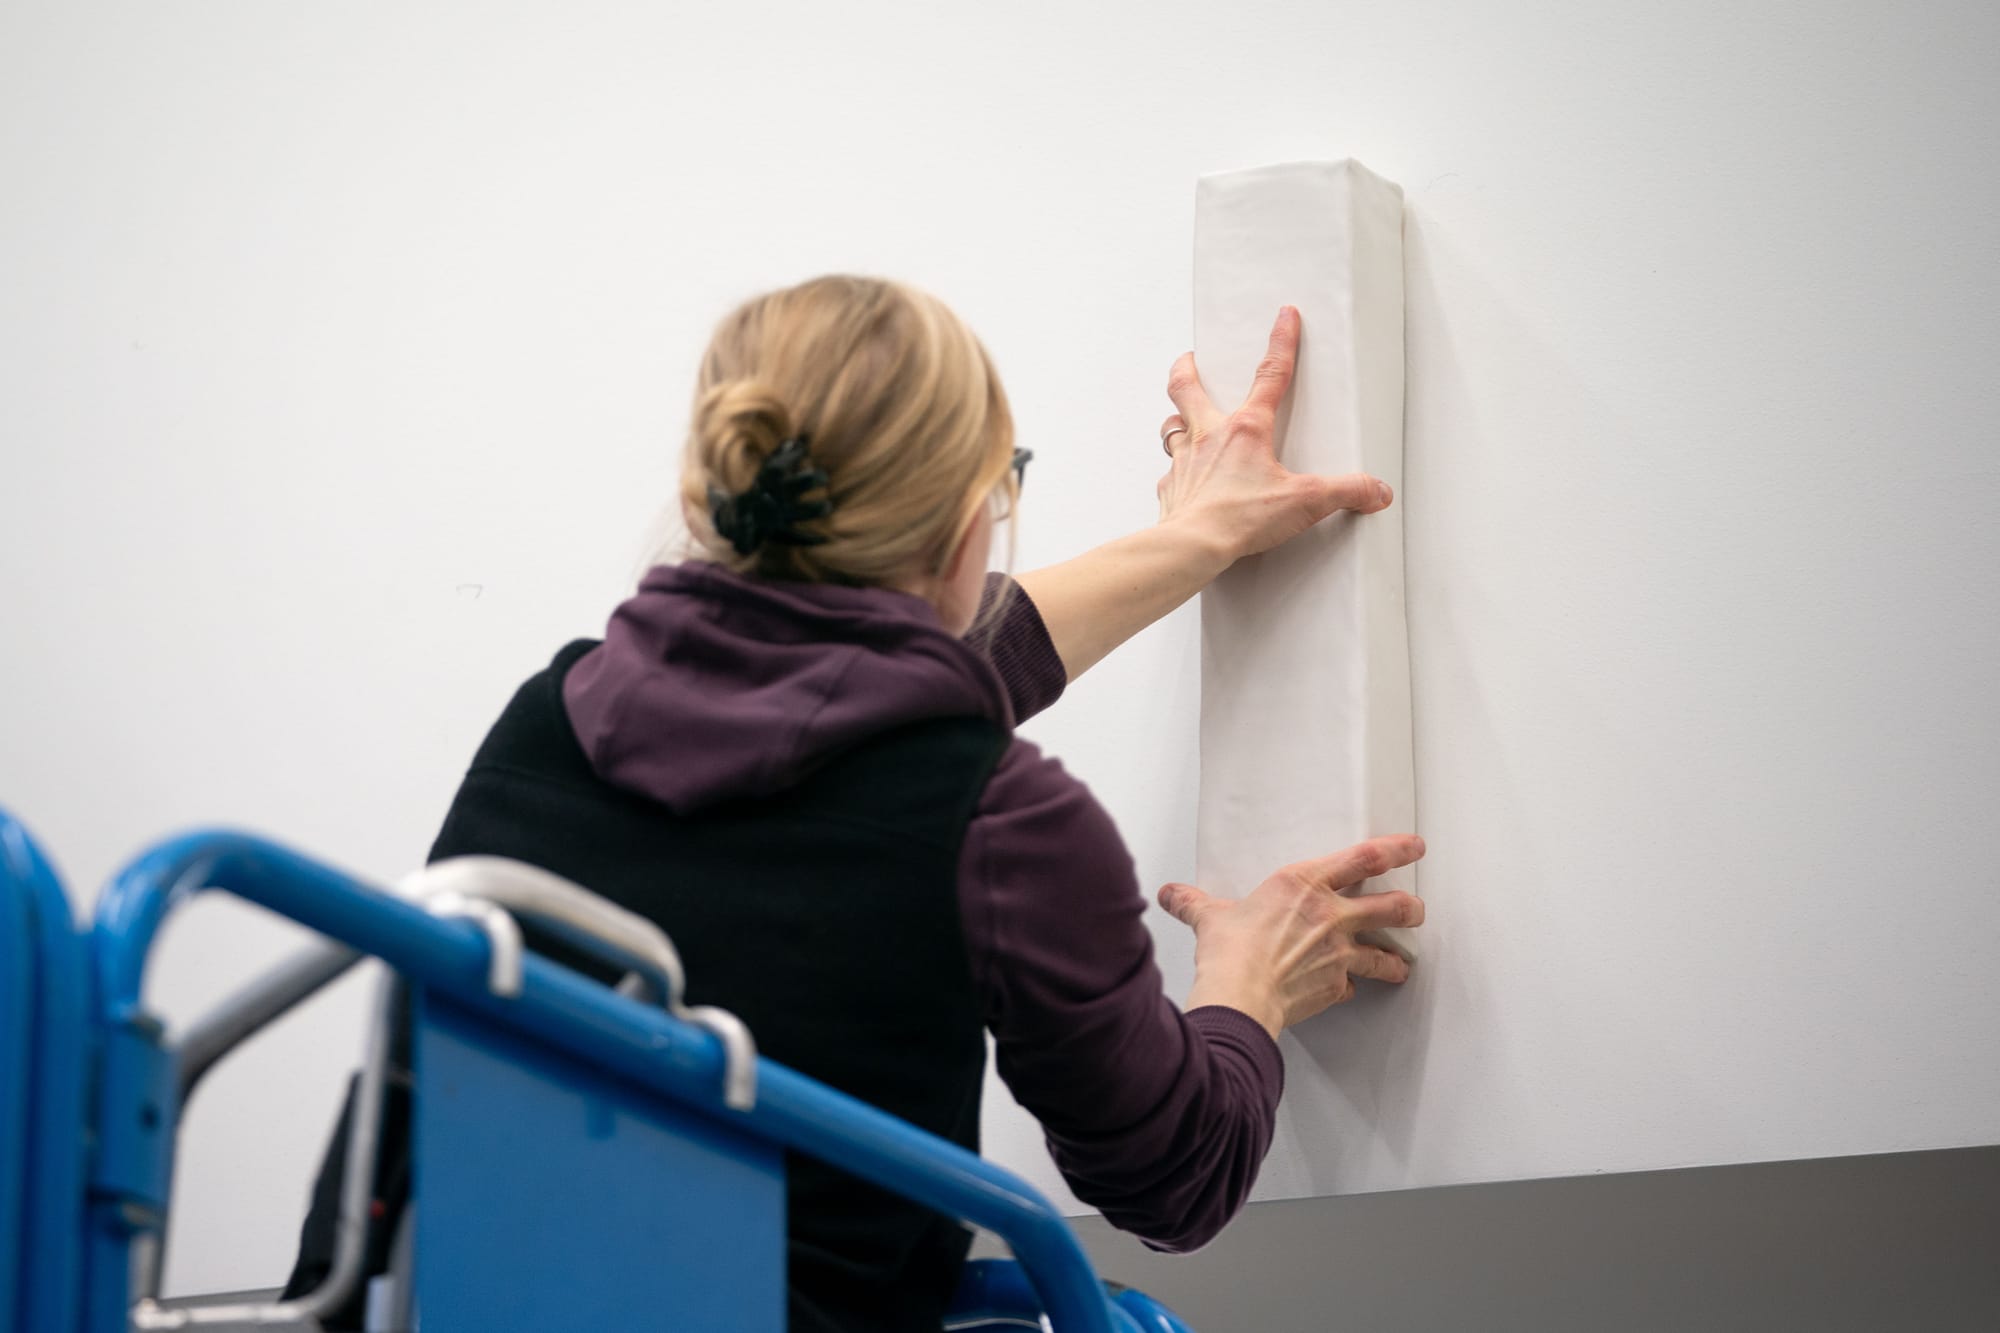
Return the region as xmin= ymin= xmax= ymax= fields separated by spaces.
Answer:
xmin=1161 ymin=425 xmax=1188 ymax=457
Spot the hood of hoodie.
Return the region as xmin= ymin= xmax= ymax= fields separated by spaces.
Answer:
xmin=562 ymin=561 xmax=1015 ymax=814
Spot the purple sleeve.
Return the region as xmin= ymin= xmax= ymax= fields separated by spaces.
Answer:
xmin=959 ymin=738 xmax=1284 ymax=1253
xmin=967 ymin=574 xmax=1066 ymax=725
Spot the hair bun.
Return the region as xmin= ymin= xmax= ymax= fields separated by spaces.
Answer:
xmin=676 ymin=276 xmax=1014 ymax=585
xmin=694 ymin=379 xmax=795 ymax=481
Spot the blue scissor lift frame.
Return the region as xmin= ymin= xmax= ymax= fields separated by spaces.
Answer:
xmin=0 ymin=809 xmax=1195 ymax=1332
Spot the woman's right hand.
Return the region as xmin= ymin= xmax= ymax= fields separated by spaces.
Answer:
xmin=1158 ymin=835 xmax=1426 ymax=1038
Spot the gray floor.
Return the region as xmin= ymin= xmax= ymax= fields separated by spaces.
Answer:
xmin=1017 ymin=1145 xmax=2000 ymax=1332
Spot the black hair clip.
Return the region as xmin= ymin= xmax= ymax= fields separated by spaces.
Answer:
xmin=708 ymin=435 xmax=832 ymax=556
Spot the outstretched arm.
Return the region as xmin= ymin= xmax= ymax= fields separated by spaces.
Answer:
xmin=960 ymin=743 xmax=1424 ymax=1252
xmin=1016 ymin=306 xmax=1394 ymax=681
xmin=1014 ymin=522 xmax=1233 ymax=684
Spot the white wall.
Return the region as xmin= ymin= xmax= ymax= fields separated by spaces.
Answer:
xmin=3 ymin=0 xmax=1995 ymax=1298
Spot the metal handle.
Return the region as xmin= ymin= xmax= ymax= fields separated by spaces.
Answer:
xmin=398 ymin=858 xmax=686 ymax=1006
xmin=399 ymin=857 xmax=756 ymax=1110
xmin=681 ymin=1004 xmax=757 ymax=1112
xmin=418 ymin=892 xmax=524 ymax=997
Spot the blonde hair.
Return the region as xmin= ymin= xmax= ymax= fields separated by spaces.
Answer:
xmin=678 ymin=275 xmax=1017 ymax=593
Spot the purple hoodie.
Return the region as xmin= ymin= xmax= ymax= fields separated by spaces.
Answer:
xmin=563 ymin=560 xmax=1282 ymax=1251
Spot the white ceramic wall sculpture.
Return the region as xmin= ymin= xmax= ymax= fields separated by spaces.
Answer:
xmin=1194 ymin=159 xmax=1419 ymax=1200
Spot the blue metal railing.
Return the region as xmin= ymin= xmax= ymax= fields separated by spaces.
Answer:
xmin=86 ymin=828 xmax=1125 ymax=1333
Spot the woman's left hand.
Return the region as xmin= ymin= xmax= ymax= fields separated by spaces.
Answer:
xmin=1157 ymin=305 xmax=1393 ymax=562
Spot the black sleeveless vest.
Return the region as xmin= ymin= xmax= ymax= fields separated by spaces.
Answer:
xmin=427 ymin=639 xmax=1011 ymax=1332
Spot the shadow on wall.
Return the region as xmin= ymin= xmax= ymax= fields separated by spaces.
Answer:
xmin=1268 ymin=196 xmax=1672 ymax=1198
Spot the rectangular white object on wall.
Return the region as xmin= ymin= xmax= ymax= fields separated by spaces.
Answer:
xmin=1193 ymin=160 xmax=1417 ymax=1201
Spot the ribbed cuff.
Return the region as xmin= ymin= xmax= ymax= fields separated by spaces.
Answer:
xmin=973 ymin=573 xmax=1068 ymax=725
xmin=1185 ymin=1005 xmax=1286 ymax=1107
